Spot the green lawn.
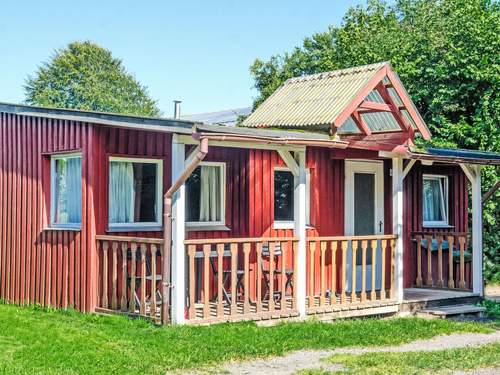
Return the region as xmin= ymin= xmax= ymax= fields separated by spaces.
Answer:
xmin=0 ymin=302 xmax=494 ymax=375
xmin=315 ymin=342 xmax=500 ymax=374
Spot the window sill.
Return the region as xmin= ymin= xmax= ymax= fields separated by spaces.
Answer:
xmin=423 ymin=224 xmax=455 ymax=229
xmin=44 ymin=226 xmax=81 ymax=232
xmin=107 ymin=226 xmax=163 ymax=233
xmin=273 ymin=221 xmax=314 ymax=230
xmin=186 ymin=224 xmax=230 ymax=232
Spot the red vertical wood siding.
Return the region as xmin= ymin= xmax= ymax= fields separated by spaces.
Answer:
xmin=0 ymin=113 xmax=96 ymax=311
xmin=403 ymin=162 xmax=469 ymax=287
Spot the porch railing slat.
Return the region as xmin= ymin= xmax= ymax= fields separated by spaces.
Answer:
xmin=216 ymin=243 xmax=224 ymax=317
xmin=308 ymin=241 xmax=315 ymax=307
xmin=459 ymin=236 xmax=466 ymax=289
xmin=415 ymin=235 xmax=422 ymax=287
xmin=140 ymin=244 xmax=147 ymax=316
xmin=320 ymin=241 xmax=326 ymax=307
xmin=202 ymin=244 xmax=211 ymax=319
xmin=230 ymin=243 xmax=238 ymax=316
xmin=360 ymin=240 xmax=367 ymax=303
xmin=351 ymin=241 xmax=357 ymax=303
xmin=370 ymin=240 xmax=377 ymax=301
xmin=111 ymin=241 xmax=118 ymax=310
xmin=129 ymin=243 xmax=137 ymax=313
xmin=437 ymin=236 xmax=444 ymax=287
xmin=340 ymin=241 xmax=347 ymax=304
xmin=381 ymin=239 xmax=387 ymax=300
xmin=331 ymin=241 xmax=337 ymax=305
xmin=447 ymin=236 xmax=455 ymax=289
xmin=425 ymin=234 xmax=433 ymax=287
xmin=243 ymin=243 xmax=251 ymax=314
xmin=280 ymin=241 xmax=287 ymax=311
xmin=268 ymin=242 xmax=275 ymax=312
xmin=120 ymin=243 xmax=128 ymax=311
xmin=256 ymin=242 xmax=263 ymax=313
xmin=101 ymin=241 xmax=108 ymax=309
xmin=150 ymin=244 xmax=157 ymax=319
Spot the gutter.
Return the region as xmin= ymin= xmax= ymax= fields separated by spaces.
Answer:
xmin=162 ymin=136 xmax=209 ymax=324
xmin=194 ymin=132 xmax=348 ymax=149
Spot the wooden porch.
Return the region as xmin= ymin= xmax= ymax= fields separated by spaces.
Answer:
xmin=95 ymin=234 xmax=405 ymax=324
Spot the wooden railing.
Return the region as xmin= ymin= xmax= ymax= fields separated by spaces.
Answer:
xmin=306 ymin=235 xmax=398 ymax=312
xmin=96 ymin=235 xmax=164 ymax=321
xmin=184 ymin=237 xmax=299 ymax=323
xmin=412 ymin=232 xmax=471 ymax=290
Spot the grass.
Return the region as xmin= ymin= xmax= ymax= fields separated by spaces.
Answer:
xmin=481 ymin=299 xmax=500 ymax=319
xmin=317 ymin=342 xmax=500 ymax=374
xmin=0 ymin=302 xmax=494 ymax=375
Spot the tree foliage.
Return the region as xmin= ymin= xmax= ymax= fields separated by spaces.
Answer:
xmin=25 ymin=41 xmax=160 ymax=117
xmin=250 ymin=0 xmax=500 ymax=282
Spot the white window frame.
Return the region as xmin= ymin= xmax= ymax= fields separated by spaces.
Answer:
xmin=108 ymin=156 xmax=163 ymax=231
xmin=273 ymin=167 xmax=311 ymax=229
xmin=50 ymin=152 xmax=82 ymax=230
xmin=422 ymin=174 xmax=449 ymax=227
xmin=185 ymin=161 xmax=226 ymax=228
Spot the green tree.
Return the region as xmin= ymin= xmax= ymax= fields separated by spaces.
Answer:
xmin=250 ymin=0 xmax=500 ymax=282
xmin=25 ymin=41 xmax=160 ymax=116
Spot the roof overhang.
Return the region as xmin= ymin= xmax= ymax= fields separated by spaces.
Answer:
xmin=380 ymin=147 xmax=500 ymax=166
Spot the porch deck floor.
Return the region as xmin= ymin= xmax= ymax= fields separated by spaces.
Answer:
xmin=403 ymin=287 xmax=478 ymax=302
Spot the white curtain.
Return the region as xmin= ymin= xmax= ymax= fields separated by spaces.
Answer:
xmin=199 ymin=166 xmax=221 ymax=222
xmin=423 ymin=178 xmax=444 ymax=222
xmin=109 ymin=162 xmax=135 ymax=223
xmin=55 ymin=157 xmax=81 ymax=224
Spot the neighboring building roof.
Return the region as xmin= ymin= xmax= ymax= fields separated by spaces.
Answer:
xmin=182 ymin=107 xmax=251 ymax=126
xmin=242 ymin=61 xmax=431 ymax=139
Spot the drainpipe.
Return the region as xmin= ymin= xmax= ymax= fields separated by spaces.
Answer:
xmin=162 ymin=136 xmax=209 ymax=324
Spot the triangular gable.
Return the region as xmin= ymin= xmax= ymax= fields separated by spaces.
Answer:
xmin=333 ymin=63 xmax=431 ymax=141
xmin=242 ymin=62 xmax=431 ymax=147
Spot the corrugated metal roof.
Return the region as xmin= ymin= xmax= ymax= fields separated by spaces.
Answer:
xmin=242 ymin=62 xmax=387 ymax=129
xmin=242 ymin=61 xmax=431 ymax=138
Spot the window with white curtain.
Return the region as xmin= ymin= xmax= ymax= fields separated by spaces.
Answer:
xmin=423 ymin=174 xmax=449 ymax=227
xmin=185 ymin=162 xmax=225 ymax=226
xmin=108 ymin=157 xmax=162 ymax=230
xmin=51 ymin=153 xmax=82 ymax=228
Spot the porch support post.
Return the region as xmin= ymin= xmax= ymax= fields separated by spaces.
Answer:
xmin=471 ymin=165 xmax=484 ymax=296
xmin=294 ymin=150 xmax=307 ymax=317
xmin=392 ymin=157 xmax=404 ymax=303
xmin=170 ymin=135 xmax=186 ymax=324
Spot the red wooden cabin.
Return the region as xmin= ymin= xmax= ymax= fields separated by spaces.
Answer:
xmin=0 ymin=62 xmax=498 ymax=324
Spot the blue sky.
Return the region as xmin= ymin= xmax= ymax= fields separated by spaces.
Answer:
xmin=0 ymin=1 xmax=364 ymax=115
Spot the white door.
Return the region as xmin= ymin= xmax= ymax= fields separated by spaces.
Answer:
xmin=345 ymin=160 xmax=384 ymax=292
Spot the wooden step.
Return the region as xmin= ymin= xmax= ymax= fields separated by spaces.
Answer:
xmin=416 ymin=304 xmax=486 ymax=319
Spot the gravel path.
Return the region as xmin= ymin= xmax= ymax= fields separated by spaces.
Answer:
xmin=182 ymin=330 xmax=500 ymax=375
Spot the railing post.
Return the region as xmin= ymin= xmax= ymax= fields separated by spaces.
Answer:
xmin=294 ymin=150 xmax=307 ymax=317
xmin=171 ymin=135 xmax=186 ymax=324
xmin=471 ymin=166 xmax=483 ymax=296
xmin=392 ymin=157 xmax=404 ymax=303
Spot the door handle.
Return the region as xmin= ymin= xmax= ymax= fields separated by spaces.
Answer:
xmin=378 ymin=220 xmax=384 ymax=232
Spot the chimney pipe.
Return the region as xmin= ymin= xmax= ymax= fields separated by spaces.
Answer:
xmin=173 ymin=100 xmax=182 ymax=120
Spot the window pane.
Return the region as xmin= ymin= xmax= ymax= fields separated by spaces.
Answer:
xmin=186 ymin=167 xmax=201 ymax=222
xmin=53 ymin=156 xmax=82 ymax=224
xmin=186 ymin=165 xmax=223 ymax=223
xmin=109 ymin=161 xmax=158 ymax=224
xmin=274 ymin=170 xmax=294 ymax=221
xmin=354 ymin=173 xmax=375 ymax=235
xmin=423 ymin=177 xmax=445 ymax=222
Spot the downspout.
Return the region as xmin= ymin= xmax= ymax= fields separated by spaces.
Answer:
xmin=162 ymin=136 xmax=209 ymax=324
